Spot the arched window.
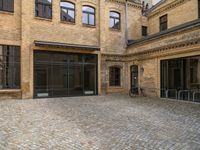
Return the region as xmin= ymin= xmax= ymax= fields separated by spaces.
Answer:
xmin=60 ymin=1 xmax=75 ymax=23
xmin=109 ymin=11 xmax=120 ymax=30
xmin=35 ymin=0 xmax=52 ymax=19
xmin=109 ymin=67 xmax=121 ymax=86
xmin=82 ymin=6 xmax=95 ymax=26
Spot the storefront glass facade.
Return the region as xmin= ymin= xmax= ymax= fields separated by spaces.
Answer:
xmin=34 ymin=51 xmax=98 ymax=98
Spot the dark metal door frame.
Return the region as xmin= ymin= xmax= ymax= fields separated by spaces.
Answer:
xmin=130 ymin=65 xmax=139 ymax=95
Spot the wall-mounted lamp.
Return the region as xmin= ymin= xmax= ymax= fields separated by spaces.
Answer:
xmin=140 ymin=66 xmax=144 ymax=73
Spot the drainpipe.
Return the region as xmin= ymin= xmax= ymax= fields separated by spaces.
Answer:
xmin=125 ymin=0 xmax=128 ymax=47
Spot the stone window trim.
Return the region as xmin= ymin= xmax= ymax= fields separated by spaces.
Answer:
xmin=82 ymin=5 xmax=96 ymax=27
xmin=60 ymin=0 xmax=75 ymax=23
xmin=34 ymin=16 xmax=53 ymax=22
xmin=0 ymin=10 xmax=14 ymax=15
xmin=0 ymin=0 xmax=14 ymax=13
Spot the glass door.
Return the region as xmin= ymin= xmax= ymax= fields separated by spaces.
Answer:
xmin=130 ymin=65 xmax=139 ymax=95
xmin=84 ymin=64 xmax=96 ymax=95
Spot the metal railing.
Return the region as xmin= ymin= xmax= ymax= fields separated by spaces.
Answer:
xmin=129 ymin=87 xmax=200 ymax=102
xmin=193 ymin=91 xmax=200 ymax=102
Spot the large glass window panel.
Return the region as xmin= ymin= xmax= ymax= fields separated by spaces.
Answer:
xmin=84 ymin=65 xmax=96 ymax=95
xmin=0 ymin=45 xmax=20 ymax=89
xmin=85 ymin=55 xmax=97 ymax=63
xmin=34 ymin=52 xmax=98 ymax=98
xmin=52 ymin=64 xmax=68 ymax=97
xmin=69 ymin=55 xmax=83 ymax=63
xmin=34 ymin=64 xmax=52 ymax=98
xmin=68 ymin=65 xmax=83 ymax=96
xmin=161 ymin=55 xmax=200 ymax=101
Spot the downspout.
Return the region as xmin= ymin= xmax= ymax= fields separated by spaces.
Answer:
xmin=125 ymin=0 xmax=128 ymax=47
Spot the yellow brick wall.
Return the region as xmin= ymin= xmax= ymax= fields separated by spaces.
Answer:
xmin=148 ymin=0 xmax=198 ymax=34
xmin=100 ymin=1 xmax=143 ymax=55
xmin=0 ymin=0 xmax=21 ymax=46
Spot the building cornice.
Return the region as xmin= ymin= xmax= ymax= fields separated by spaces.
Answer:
xmin=128 ymin=19 xmax=200 ymax=46
xmin=105 ymin=0 xmax=142 ymax=9
xmin=102 ymin=32 xmax=200 ymax=61
xmin=148 ymin=0 xmax=190 ymax=18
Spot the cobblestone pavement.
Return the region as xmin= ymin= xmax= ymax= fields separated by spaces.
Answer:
xmin=0 ymin=95 xmax=200 ymax=150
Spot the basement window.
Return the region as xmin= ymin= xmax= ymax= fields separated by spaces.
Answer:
xmin=0 ymin=0 xmax=14 ymax=12
xmin=35 ymin=0 xmax=52 ymax=19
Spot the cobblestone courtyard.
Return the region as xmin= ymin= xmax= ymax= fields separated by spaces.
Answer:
xmin=0 ymin=95 xmax=200 ymax=150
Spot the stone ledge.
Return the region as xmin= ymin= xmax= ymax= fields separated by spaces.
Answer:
xmin=0 ymin=89 xmax=22 ymax=100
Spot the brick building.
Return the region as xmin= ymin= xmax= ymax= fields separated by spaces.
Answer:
xmin=0 ymin=0 xmax=199 ymax=100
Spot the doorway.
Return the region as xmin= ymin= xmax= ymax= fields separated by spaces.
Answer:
xmin=130 ymin=65 xmax=139 ymax=95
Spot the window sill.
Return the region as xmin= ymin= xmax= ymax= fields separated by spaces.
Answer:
xmin=109 ymin=28 xmax=121 ymax=32
xmin=82 ymin=24 xmax=96 ymax=28
xmin=0 ymin=89 xmax=21 ymax=92
xmin=108 ymin=86 xmax=122 ymax=89
xmin=60 ymin=21 xmax=76 ymax=25
xmin=34 ymin=17 xmax=52 ymax=22
xmin=0 ymin=10 xmax=14 ymax=15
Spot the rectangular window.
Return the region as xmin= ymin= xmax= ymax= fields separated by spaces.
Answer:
xmin=142 ymin=26 xmax=148 ymax=36
xmin=35 ymin=0 xmax=52 ymax=19
xmin=0 ymin=45 xmax=20 ymax=89
xmin=160 ymin=14 xmax=168 ymax=32
xmin=109 ymin=67 xmax=121 ymax=86
xmin=0 ymin=0 xmax=14 ymax=12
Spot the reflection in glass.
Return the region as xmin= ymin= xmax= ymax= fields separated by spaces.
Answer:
xmin=34 ymin=52 xmax=97 ymax=98
xmin=82 ymin=6 xmax=95 ymax=26
xmin=0 ymin=45 xmax=20 ymax=89
xmin=84 ymin=65 xmax=96 ymax=95
xmin=60 ymin=1 xmax=75 ymax=22
xmin=161 ymin=56 xmax=200 ymax=100
xmin=69 ymin=65 xmax=83 ymax=96
xmin=109 ymin=11 xmax=120 ymax=29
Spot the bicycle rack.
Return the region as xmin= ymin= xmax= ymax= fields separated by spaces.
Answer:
xmin=178 ymin=90 xmax=191 ymax=101
xmin=193 ymin=91 xmax=200 ymax=102
xmin=166 ymin=89 xmax=177 ymax=100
